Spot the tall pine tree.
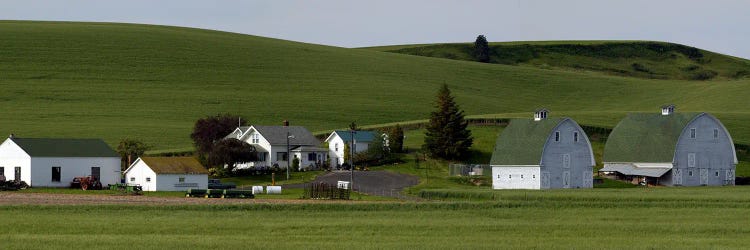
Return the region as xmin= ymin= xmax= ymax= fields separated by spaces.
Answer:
xmin=474 ymin=35 xmax=490 ymax=63
xmin=423 ymin=84 xmax=473 ymax=160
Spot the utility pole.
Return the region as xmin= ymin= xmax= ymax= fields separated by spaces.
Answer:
xmin=286 ymin=131 xmax=291 ymax=180
xmin=349 ymin=129 xmax=357 ymax=188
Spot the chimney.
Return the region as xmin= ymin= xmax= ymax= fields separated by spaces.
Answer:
xmin=8 ymin=134 xmax=15 ymax=139
xmin=283 ymin=120 xmax=289 ymax=127
xmin=661 ymin=104 xmax=675 ymax=116
xmin=534 ymin=108 xmax=549 ymax=121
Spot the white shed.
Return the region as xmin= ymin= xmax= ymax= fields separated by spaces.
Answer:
xmin=0 ymin=135 xmax=121 ymax=187
xmin=124 ymin=157 xmax=208 ymax=191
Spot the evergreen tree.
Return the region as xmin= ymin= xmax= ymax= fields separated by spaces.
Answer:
xmin=474 ymin=35 xmax=490 ymax=63
xmin=423 ymin=84 xmax=473 ymax=160
xmin=388 ymin=124 xmax=404 ymax=153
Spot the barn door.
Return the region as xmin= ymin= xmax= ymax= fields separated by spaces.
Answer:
xmin=673 ymin=169 xmax=682 ymax=186
xmin=541 ymin=172 xmax=550 ymax=189
xmin=563 ymin=171 xmax=570 ymax=188
xmin=582 ymin=171 xmax=593 ymax=188
xmin=726 ymin=170 xmax=735 ymax=185
xmin=14 ymin=167 xmax=21 ymax=181
xmin=700 ymin=168 xmax=708 ymax=185
xmin=91 ymin=167 xmax=101 ymax=180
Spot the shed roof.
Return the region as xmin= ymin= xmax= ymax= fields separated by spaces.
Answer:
xmin=603 ymin=112 xmax=701 ymax=163
xmin=490 ymin=118 xmax=564 ymax=165
xmin=331 ymin=130 xmax=377 ymax=143
xmin=138 ymin=157 xmax=208 ymax=175
xmin=9 ymin=137 xmax=118 ymax=157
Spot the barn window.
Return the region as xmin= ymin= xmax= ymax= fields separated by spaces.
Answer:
xmin=715 ymin=171 xmax=719 ymax=177
xmin=130 ymin=177 xmax=135 ymax=182
xmin=509 ymin=175 xmax=512 ymax=179
xmin=555 ymin=131 xmax=560 ymax=142
xmin=533 ymin=175 xmax=536 ymax=179
xmin=574 ymin=132 xmax=579 ymax=142
xmin=690 ymin=128 xmax=696 ymax=138
xmin=51 ymin=167 xmax=61 ymax=182
xmin=688 ymin=171 xmax=693 ymax=177
xmin=521 ymin=174 xmax=524 ymax=179
xmin=713 ymin=129 xmax=719 ymax=138
xmin=146 ymin=177 xmax=152 ymax=182
xmin=497 ymin=175 xmax=501 ymax=179
xmin=179 ymin=177 xmax=185 ymax=183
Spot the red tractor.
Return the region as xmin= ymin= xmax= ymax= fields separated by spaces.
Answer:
xmin=70 ymin=176 xmax=103 ymax=190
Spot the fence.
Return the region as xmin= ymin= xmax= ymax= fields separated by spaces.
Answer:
xmin=449 ymin=164 xmax=491 ymax=177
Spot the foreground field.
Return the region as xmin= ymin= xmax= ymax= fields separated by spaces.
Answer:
xmin=2 ymin=186 xmax=749 ymax=249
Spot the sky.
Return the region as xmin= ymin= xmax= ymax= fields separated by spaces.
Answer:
xmin=2 ymin=0 xmax=748 ymax=59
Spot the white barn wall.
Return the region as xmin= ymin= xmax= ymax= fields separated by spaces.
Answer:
xmin=155 ymin=174 xmax=208 ymax=191
xmin=0 ymin=140 xmax=31 ymax=183
xmin=31 ymin=157 xmax=120 ymax=187
xmin=125 ymin=160 xmax=158 ymax=191
xmin=492 ymin=167 xmax=541 ymax=189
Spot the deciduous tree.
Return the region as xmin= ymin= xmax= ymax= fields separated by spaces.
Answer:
xmin=208 ymin=138 xmax=257 ymax=172
xmin=191 ymin=114 xmax=245 ymax=155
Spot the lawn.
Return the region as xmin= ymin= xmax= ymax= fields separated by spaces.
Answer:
xmin=1 ymin=21 xmax=750 ymax=153
xmin=2 ymin=187 xmax=750 ymax=249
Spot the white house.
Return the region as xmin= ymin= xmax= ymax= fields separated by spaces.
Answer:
xmin=490 ymin=109 xmax=595 ymax=189
xmin=0 ymin=135 xmax=120 ymax=187
xmin=225 ymin=123 xmax=327 ymax=170
xmin=324 ymin=130 xmax=379 ymax=168
xmin=124 ymin=157 xmax=208 ymax=191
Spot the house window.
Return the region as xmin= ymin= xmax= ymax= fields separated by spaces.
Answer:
xmin=130 ymin=177 xmax=135 ymax=182
xmin=555 ymin=131 xmax=560 ymax=142
xmin=713 ymin=129 xmax=719 ymax=139
xmin=690 ymin=128 xmax=696 ymax=138
xmin=146 ymin=177 xmax=151 ymax=182
xmin=335 ymin=143 xmax=339 ymax=152
xmin=497 ymin=175 xmax=501 ymax=179
xmin=277 ymin=152 xmax=288 ymax=161
xmin=509 ymin=175 xmax=512 ymax=179
xmin=308 ymin=153 xmax=316 ymax=161
xmin=533 ymin=175 xmax=536 ymax=179
xmin=574 ymin=132 xmax=579 ymax=142
xmin=179 ymin=177 xmax=185 ymax=183
xmin=251 ymin=134 xmax=260 ymax=144
xmin=51 ymin=167 xmax=61 ymax=182
xmin=521 ymin=174 xmax=524 ymax=179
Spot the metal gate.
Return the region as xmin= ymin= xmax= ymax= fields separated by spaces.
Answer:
xmin=700 ymin=168 xmax=709 ymax=185
xmin=541 ymin=172 xmax=550 ymax=189
xmin=673 ymin=169 xmax=682 ymax=186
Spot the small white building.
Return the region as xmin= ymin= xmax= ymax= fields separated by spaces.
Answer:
xmin=0 ymin=135 xmax=120 ymax=187
xmin=225 ymin=123 xmax=327 ymax=170
xmin=124 ymin=157 xmax=208 ymax=191
xmin=324 ymin=130 xmax=378 ymax=168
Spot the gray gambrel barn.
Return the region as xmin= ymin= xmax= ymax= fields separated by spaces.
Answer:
xmin=490 ymin=110 xmax=595 ymax=189
xmin=601 ymin=105 xmax=737 ymax=186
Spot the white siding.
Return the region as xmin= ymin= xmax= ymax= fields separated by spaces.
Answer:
xmin=325 ymin=132 xmax=371 ymax=168
xmin=0 ymin=139 xmax=31 ymax=183
xmin=492 ymin=166 xmax=541 ymax=189
xmin=125 ymin=160 xmax=158 ymax=191
xmin=31 ymin=157 xmax=120 ymax=187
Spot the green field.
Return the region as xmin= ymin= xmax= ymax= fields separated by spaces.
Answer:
xmin=3 ymin=187 xmax=750 ymax=249
xmin=1 ymin=21 xmax=750 ymax=152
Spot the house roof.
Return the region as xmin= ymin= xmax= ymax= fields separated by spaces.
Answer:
xmin=137 ymin=157 xmax=208 ymax=175
xmin=490 ymin=118 xmax=565 ymax=166
xmin=8 ymin=137 xmax=118 ymax=157
xmin=252 ymin=126 xmax=320 ymax=146
xmin=291 ymin=146 xmax=328 ymax=152
xmin=329 ymin=130 xmax=377 ymax=143
xmin=603 ymin=112 xmax=701 ymax=163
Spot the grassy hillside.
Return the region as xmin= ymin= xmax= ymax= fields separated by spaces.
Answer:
xmin=367 ymin=41 xmax=750 ymax=80
xmin=1 ymin=21 xmax=750 ymax=151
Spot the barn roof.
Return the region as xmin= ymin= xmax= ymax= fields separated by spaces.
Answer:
xmin=603 ymin=112 xmax=701 ymax=163
xmin=138 ymin=157 xmax=208 ymax=175
xmin=328 ymin=130 xmax=377 ymax=143
xmin=490 ymin=118 xmax=565 ymax=166
xmin=9 ymin=137 xmax=118 ymax=157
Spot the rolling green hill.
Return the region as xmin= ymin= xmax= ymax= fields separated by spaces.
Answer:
xmin=1 ymin=21 xmax=750 ymax=151
xmin=367 ymin=41 xmax=750 ymax=80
